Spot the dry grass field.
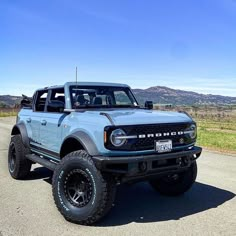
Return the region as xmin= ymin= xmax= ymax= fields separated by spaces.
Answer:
xmin=0 ymin=108 xmax=18 ymax=117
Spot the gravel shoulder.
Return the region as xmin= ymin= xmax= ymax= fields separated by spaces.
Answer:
xmin=0 ymin=117 xmax=235 ymax=236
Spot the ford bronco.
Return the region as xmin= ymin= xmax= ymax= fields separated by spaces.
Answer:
xmin=8 ymin=82 xmax=202 ymax=225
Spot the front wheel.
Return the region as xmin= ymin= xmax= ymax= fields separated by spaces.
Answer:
xmin=149 ymin=161 xmax=197 ymax=196
xmin=52 ymin=150 xmax=116 ymax=225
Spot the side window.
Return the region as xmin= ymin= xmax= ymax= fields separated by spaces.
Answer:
xmin=35 ymin=90 xmax=48 ymax=112
xmin=47 ymin=88 xmax=65 ymax=113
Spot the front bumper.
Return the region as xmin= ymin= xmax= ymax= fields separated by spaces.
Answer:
xmin=93 ymin=146 xmax=202 ymax=183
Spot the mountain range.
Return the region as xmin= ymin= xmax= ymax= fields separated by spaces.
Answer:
xmin=0 ymin=86 xmax=236 ymax=108
xmin=132 ymin=86 xmax=236 ymax=105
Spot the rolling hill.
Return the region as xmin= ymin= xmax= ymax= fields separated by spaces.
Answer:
xmin=132 ymin=86 xmax=236 ymax=105
xmin=0 ymin=86 xmax=236 ymax=107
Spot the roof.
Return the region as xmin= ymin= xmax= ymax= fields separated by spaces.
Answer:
xmin=37 ymin=82 xmax=130 ymax=91
xmin=65 ymin=82 xmax=130 ymax=87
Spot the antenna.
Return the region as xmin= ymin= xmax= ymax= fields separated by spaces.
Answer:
xmin=75 ymin=66 xmax=78 ymax=91
xmin=76 ymin=66 xmax=78 ymax=83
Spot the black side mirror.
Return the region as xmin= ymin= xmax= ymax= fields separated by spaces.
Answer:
xmin=21 ymin=94 xmax=32 ymax=108
xmin=21 ymin=99 xmax=32 ymax=108
xmin=145 ymin=101 xmax=153 ymax=110
xmin=47 ymin=100 xmax=64 ymax=113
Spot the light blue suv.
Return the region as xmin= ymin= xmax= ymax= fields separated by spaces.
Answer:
xmin=8 ymin=82 xmax=202 ymax=225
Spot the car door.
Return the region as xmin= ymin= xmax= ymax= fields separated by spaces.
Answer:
xmin=28 ymin=90 xmax=48 ymax=151
xmin=39 ymin=88 xmax=66 ymax=155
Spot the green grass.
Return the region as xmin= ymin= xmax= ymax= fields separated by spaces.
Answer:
xmin=196 ymin=116 xmax=236 ymax=153
xmin=197 ymin=127 xmax=236 ymax=152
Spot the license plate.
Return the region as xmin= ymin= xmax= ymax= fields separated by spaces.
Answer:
xmin=155 ymin=140 xmax=172 ymax=153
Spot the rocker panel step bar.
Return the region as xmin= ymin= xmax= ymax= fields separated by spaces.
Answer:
xmin=26 ymin=154 xmax=57 ymax=171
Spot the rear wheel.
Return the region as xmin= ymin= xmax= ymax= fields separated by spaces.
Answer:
xmin=149 ymin=161 xmax=197 ymax=196
xmin=8 ymin=135 xmax=32 ymax=179
xmin=52 ymin=150 xmax=116 ymax=225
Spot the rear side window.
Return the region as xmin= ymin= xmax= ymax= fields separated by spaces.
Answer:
xmin=34 ymin=90 xmax=48 ymax=112
xmin=50 ymin=88 xmax=65 ymax=104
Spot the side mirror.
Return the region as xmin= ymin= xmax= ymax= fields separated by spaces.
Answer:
xmin=21 ymin=99 xmax=32 ymax=108
xmin=21 ymin=94 xmax=32 ymax=108
xmin=145 ymin=101 xmax=153 ymax=110
xmin=47 ymin=100 xmax=64 ymax=113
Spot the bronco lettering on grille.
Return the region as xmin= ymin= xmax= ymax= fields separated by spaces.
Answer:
xmin=138 ymin=131 xmax=183 ymax=138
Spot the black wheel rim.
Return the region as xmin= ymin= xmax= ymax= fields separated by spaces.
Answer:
xmin=64 ymin=169 xmax=93 ymax=207
xmin=9 ymin=144 xmax=16 ymax=172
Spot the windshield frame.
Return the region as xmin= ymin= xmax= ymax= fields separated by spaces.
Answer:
xmin=69 ymin=85 xmax=139 ymax=109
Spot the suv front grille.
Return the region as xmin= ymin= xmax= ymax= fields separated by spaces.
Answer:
xmin=129 ymin=123 xmax=190 ymax=151
xmin=105 ymin=123 xmax=195 ymax=151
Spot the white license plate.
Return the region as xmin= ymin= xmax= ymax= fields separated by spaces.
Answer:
xmin=155 ymin=140 xmax=172 ymax=153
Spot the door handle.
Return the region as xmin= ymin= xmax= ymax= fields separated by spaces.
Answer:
xmin=41 ymin=120 xmax=47 ymax=126
xmin=26 ymin=118 xmax=31 ymax=123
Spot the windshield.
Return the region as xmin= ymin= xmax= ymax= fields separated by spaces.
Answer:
xmin=69 ymin=85 xmax=139 ymax=109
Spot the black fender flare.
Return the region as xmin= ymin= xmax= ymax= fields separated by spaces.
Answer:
xmin=60 ymin=131 xmax=100 ymax=157
xmin=11 ymin=122 xmax=30 ymax=149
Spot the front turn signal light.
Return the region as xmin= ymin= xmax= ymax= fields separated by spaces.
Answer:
xmin=104 ymin=131 xmax=107 ymax=144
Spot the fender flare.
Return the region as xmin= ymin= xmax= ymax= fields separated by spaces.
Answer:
xmin=11 ymin=122 xmax=30 ymax=149
xmin=60 ymin=131 xmax=100 ymax=157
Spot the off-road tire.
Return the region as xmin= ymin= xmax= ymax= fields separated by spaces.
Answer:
xmin=8 ymin=134 xmax=32 ymax=179
xmin=149 ymin=161 xmax=197 ymax=196
xmin=52 ymin=150 xmax=116 ymax=225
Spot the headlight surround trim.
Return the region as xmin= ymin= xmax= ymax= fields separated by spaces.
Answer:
xmin=184 ymin=124 xmax=197 ymax=139
xmin=110 ymin=128 xmax=127 ymax=147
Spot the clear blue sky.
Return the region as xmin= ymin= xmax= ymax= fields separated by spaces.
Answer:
xmin=1 ymin=0 xmax=236 ymax=96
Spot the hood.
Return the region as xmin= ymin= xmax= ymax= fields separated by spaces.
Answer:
xmin=98 ymin=109 xmax=193 ymax=126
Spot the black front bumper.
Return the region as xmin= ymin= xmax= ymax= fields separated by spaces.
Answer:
xmin=93 ymin=146 xmax=202 ymax=183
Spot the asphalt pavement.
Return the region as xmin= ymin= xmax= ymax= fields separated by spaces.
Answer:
xmin=0 ymin=117 xmax=235 ymax=236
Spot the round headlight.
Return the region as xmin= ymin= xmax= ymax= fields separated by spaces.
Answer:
xmin=110 ymin=129 xmax=126 ymax=147
xmin=189 ymin=124 xmax=197 ymax=139
xmin=184 ymin=124 xmax=197 ymax=139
